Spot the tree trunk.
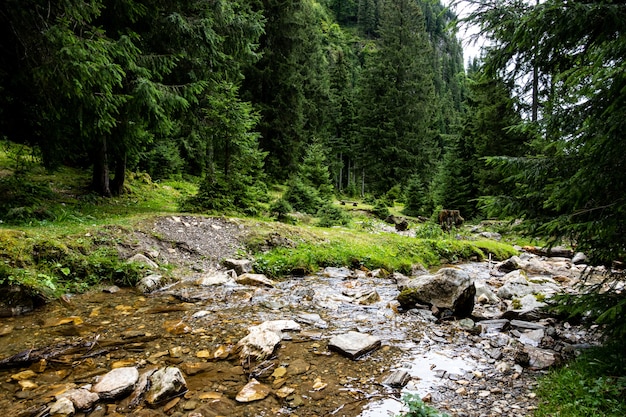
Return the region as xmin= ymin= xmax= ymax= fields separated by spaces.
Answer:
xmin=110 ymin=153 xmax=127 ymax=196
xmin=91 ymin=136 xmax=112 ymax=197
xmin=532 ymin=64 xmax=538 ymax=123
xmin=338 ymin=152 xmax=343 ymax=192
xmin=361 ymin=168 xmax=365 ymax=197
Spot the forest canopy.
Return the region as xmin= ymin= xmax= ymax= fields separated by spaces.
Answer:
xmin=1 ymin=0 xmax=625 ymax=273
xmin=0 ymin=0 xmax=471 ymax=209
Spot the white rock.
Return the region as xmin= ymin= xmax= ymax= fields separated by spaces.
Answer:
xmin=328 ymin=331 xmax=381 ymax=360
xmin=49 ymin=397 xmax=75 ymax=416
xmin=145 ymin=367 xmax=187 ymax=406
xmin=57 ymin=388 xmax=100 ymax=411
xmin=92 ymin=367 xmax=139 ymax=399
xmin=235 ymin=273 xmax=275 ymax=288
xmin=195 ymin=271 xmax=233 ymax=286
xmin=238 ymin=327 xmax=282 ymax=361
xmin=136 ymin=274 xmax=163 ymax=294
xmin=235 ymin=378 xmax=271 ymax=402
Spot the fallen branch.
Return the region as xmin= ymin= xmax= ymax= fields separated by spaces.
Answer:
xmin=0 ymin=335 xmax=158 ymax=369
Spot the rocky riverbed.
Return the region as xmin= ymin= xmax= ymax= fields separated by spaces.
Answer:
xmin=0 ymin=216 xmax=604 ymax=417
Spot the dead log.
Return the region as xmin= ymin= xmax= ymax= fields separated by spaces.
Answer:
xmin=0 ymin=335 xmax=158 ymax=369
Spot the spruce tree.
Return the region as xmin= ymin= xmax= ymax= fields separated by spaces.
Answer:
xmin=460 ymin=0 xmax=626 ymax=339
xmin=243 ymin=0 xmax=331 ymax=181
xmin=357 ymin=0 xmax=436 ymax=195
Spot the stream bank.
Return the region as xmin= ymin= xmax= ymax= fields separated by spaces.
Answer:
xmin=0 ymin=216 xmax=602 ymax=417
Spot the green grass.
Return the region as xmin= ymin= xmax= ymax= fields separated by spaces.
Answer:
xmin=0 ymin=154 xmax=196 ymax=296
xmin=535 ymin=343 xmax=626 ymax=416
xmin=251 ymin=222 xmax=518 ymax=278
xmin=0 ymin=226 xmax=155 ymax=297
xmin=0 ymin=145 xmax=519 ymax=297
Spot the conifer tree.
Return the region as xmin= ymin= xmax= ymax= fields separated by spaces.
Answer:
xmin=0 ymin=0 xmax=264 ymax=196
xmin=460 ymin=0 xmax=626 ymax=339
xmin=243 ymin=0 xmax=331 ymax=181
xmin=357 ymin=0 xmax=436 ymax=195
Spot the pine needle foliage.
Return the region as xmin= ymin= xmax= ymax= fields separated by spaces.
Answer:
xmin=458 ymin=0 xmax=626 ymax=344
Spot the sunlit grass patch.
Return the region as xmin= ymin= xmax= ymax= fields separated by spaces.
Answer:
xmin=251 ymin=222 xmax=517 ymax=278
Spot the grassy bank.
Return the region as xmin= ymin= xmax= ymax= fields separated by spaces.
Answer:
xmin=0 ymin=153 xmax=517 ymax=297
xmin=535 ymin=343 xmax=626 ymax=416
xmin=2 ymin=154 xmax=623 ymax=416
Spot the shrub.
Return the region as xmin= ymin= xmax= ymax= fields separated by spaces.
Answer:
xmin=372 ymin=199 xmax=390 ymax=220
xmin=0 ymin=175 xmax=57 ymax=223
xmin=317 ymin=204 xmax=350 ymax=227
xmin=283 ymin=176 xmax=323 ymax=215
xmin=269 ymin=198 xmax=295 ymax=223
xmin=396 ymin=394 xmax=450 ymax=417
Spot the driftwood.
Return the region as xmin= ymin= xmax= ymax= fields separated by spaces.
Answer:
xmin=0 ymin=335 xmax=158 ymax=369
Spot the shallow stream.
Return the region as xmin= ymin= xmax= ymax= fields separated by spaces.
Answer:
xmin=0 ymin=262 xmax=541 ymax=417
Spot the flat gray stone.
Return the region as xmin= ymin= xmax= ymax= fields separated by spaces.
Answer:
xmin=57 ymin=388 xmax=100 ymax=411
xmin=478 ymin=319 xmax=510 ymax=334
xmin=235 ymin=273 xmax=275 ymax=288
xmin=382 ymin=370 xmax=410 ymax=387
xmin=328 ymin=331 xmax=381 ymax=360
xmin=526 ymin=346 xmax=561 ymax=369
xmin=195 ymin=271 xmax=233 ymax=286
xmin=92 ymin=367 xmax=139 ymax=399
xmin=510 ymin=319 xmax=546 ymax=330
xmin=519 ymin=329 xmax=545 ymax=347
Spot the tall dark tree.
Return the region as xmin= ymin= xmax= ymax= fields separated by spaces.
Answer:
xmin=328 ymin=0 xmax=358 ymax=25
xmin=431 ymin=61 xmax=529 ymax=219
xmin=322 ymin=21 xmax=359 ymax=193
xmin=357 ymin=0 xmax=379 ymax=37
xmin=243 ymin=0 xmax=331 ymax=181
xmin=357 ymin=0 xmax=436 ymax=195
xmin=0 ymin=0 xmax=264 ymax=196
xmin=460 ymin=0 xmax=626 ymax=338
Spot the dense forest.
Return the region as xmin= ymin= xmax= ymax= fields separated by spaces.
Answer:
xmin=0 ymin=0 xmax=624 ymax=335
xmin=0 ymin=0 xmax=510 ymax=215
xmin=1 ymin=2 xmax=625 ymax=414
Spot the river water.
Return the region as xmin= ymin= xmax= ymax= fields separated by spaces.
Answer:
xmin=0 ymin=262 xmax=544 ymax=416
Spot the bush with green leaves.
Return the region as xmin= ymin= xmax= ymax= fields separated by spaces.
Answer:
xmin=0 ymin=175 xmax=57 ymax=223
xmin=402 ymin=175 xmax=432 ymax=217
xmin=372 ymin=199 xmax=390 ymax=220
xmin=385 ymin=184 xmax=403 ymax=204
xmin=317 ymin=204 xmax=350 ymax=227
xmin=396 ymin=394 xmax=450 ymax=417
xmin=535 ymin=342 xmax=626 ymax=417
xmin=269 ymin=198 xmax=295 ymax=223
xmin=0 ymin=231 xmax=147 ymax=297
xmin=299 ymin=141 xmax=335 ymax=200
xmin=283 ymin=176 xmax=324 ymax=215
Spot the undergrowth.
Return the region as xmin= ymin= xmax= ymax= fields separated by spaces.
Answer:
xmin=535 ymin=343 xmax=626 ymax=416
xmin=251 ymin=225 xmax=517 ymax=278
xmin=0 ymin=228 xmax=155 ymax=297
xmin=396 ymin=394 xmax=450 ymax=417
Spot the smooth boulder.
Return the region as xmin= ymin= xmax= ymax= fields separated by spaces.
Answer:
xmin=397 ymin=267 xmax=476 ymax=317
